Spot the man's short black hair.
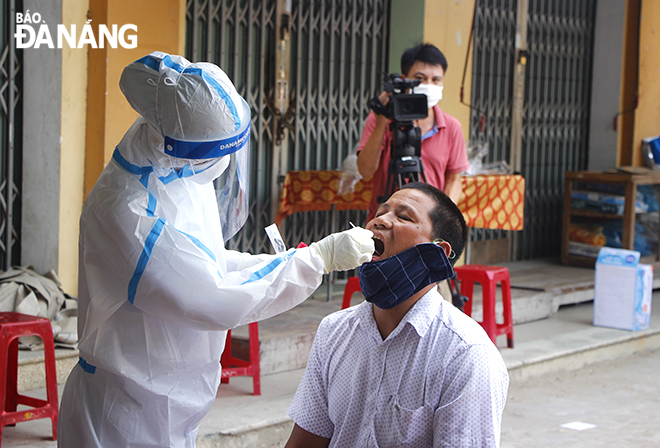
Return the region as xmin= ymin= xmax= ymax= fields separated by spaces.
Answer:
xmin=400 ymin=182 xmax=467 ymax=265
xmin=401 ymin=43 xmax=448 ymax=77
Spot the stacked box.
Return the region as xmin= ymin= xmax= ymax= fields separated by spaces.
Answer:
xmin=593 ymin=247 xmax=652 ymax=331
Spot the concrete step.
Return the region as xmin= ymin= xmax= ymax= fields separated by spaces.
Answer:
xmin=15 ymin=275 xmax=574 ymax=392
xmin=501 ymin=301 xmax=660 ymax=383
xmin=12 ymin=286 xmax=579 ymax=392
xmin=16 ymin=276 xmax=561 ymax=392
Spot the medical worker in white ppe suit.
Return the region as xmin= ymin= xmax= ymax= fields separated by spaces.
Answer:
xmin=57 ymin=51 xmax=374 ymax=448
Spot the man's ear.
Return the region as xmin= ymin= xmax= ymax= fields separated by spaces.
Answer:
xmin=434 ymin=240 xmax=452 ymax=259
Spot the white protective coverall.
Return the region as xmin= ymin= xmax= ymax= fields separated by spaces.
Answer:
xmin=58 ymin=52 xmax=373 ymax=448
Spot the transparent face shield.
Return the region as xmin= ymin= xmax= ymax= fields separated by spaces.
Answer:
xmin=215 ymin=142 xmax=250 ymax=241
xmin=162 ymin=96 xmax=252 ymax=242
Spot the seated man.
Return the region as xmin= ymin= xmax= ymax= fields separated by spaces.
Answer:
xmin=285 ymin=182 xmax=509 ymax=448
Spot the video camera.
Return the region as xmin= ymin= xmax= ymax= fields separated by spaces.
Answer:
xmin=369 ymin=73 xmax=429 ymax=201
xmin=369 ymin=73 xmax=428 ymax=122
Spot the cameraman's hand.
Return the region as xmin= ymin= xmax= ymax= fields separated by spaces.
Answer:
xmin=378 ymin=90 xmax=391 ymax=108
xmin=359 ymin=91 xmax=392 ymax=178
xmin=375 ymin=92 xmax=391 ymax=126
xmin=368 ymin=91 xmax=392 ymax=121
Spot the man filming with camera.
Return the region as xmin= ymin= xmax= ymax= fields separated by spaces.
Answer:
xmin=357 ymin=43 xmax=469 ymax=221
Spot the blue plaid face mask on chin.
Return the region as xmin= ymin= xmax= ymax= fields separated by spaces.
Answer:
xmin=358 ymin=242 xmax=455 ymax=310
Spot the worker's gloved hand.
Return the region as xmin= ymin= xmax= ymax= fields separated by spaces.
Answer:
xmin=310 ymin=227 xmax=374 ymax=274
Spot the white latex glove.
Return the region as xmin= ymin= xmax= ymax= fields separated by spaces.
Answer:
xmin=310 ymin=227 xmax=374 ymax=274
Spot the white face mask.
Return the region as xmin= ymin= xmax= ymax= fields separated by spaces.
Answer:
xmin=414 ymin=83 xmax=443 ymax=109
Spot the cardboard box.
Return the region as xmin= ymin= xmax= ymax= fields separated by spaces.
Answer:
xmin=593 ymin=247 xmax=652 ymax=331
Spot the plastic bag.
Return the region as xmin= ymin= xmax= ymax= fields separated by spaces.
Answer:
xmin=463 ymin=140 xmax=513 ymax=176
xmin=478 ymin=160 xmax=512 ymax=175
xmin=0 ymin=266 xmax=78 ymax=350
xmin=338 ymin=152 xmax=363 ymax=195
xmin=464 ymin=140 xmax=489 ymax=176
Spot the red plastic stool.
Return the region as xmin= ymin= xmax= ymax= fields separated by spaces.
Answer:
xmin=220 ymin=322 xmax=261 ymax=395
xmin=0 ymin=312 xmax=58 ymax=443
xmin=341 ymin=277 xmax=362 ymax=310
xmin=453 ymin=265 xmax=514 ymax=348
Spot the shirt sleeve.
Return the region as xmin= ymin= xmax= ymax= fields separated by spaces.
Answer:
xmin=445 ymin=117 xmax=470 ymax=175
xmin=133 ymin=221 xmax=325 ymax=330
xmin=356 ymin=111 xmax=378 ymax=153
xmin=433 ymin=344 xmax=509 ymax=448
xmin=288 ymin=318 xmax=335 ymax=439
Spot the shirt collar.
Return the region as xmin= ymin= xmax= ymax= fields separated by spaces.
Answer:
xmin=433 ymin=104 xmax=446 ymax=129
xmin=400 ymin=289 xmax=442 ymax=338
xmin=352 ymin=289 xmax=443 ymax=341
xmin=421 ymin=123 xmax=438 ymax=140
xmin=353 ymin=301 xmax=382 ymax=342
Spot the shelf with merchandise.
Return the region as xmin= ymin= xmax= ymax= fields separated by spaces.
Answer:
xmin=562 ymin=170 xmax=660 ymax=268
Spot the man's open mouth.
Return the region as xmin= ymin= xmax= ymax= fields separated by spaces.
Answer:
xmin=373 ymin=236 xmax=384 ymax=257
